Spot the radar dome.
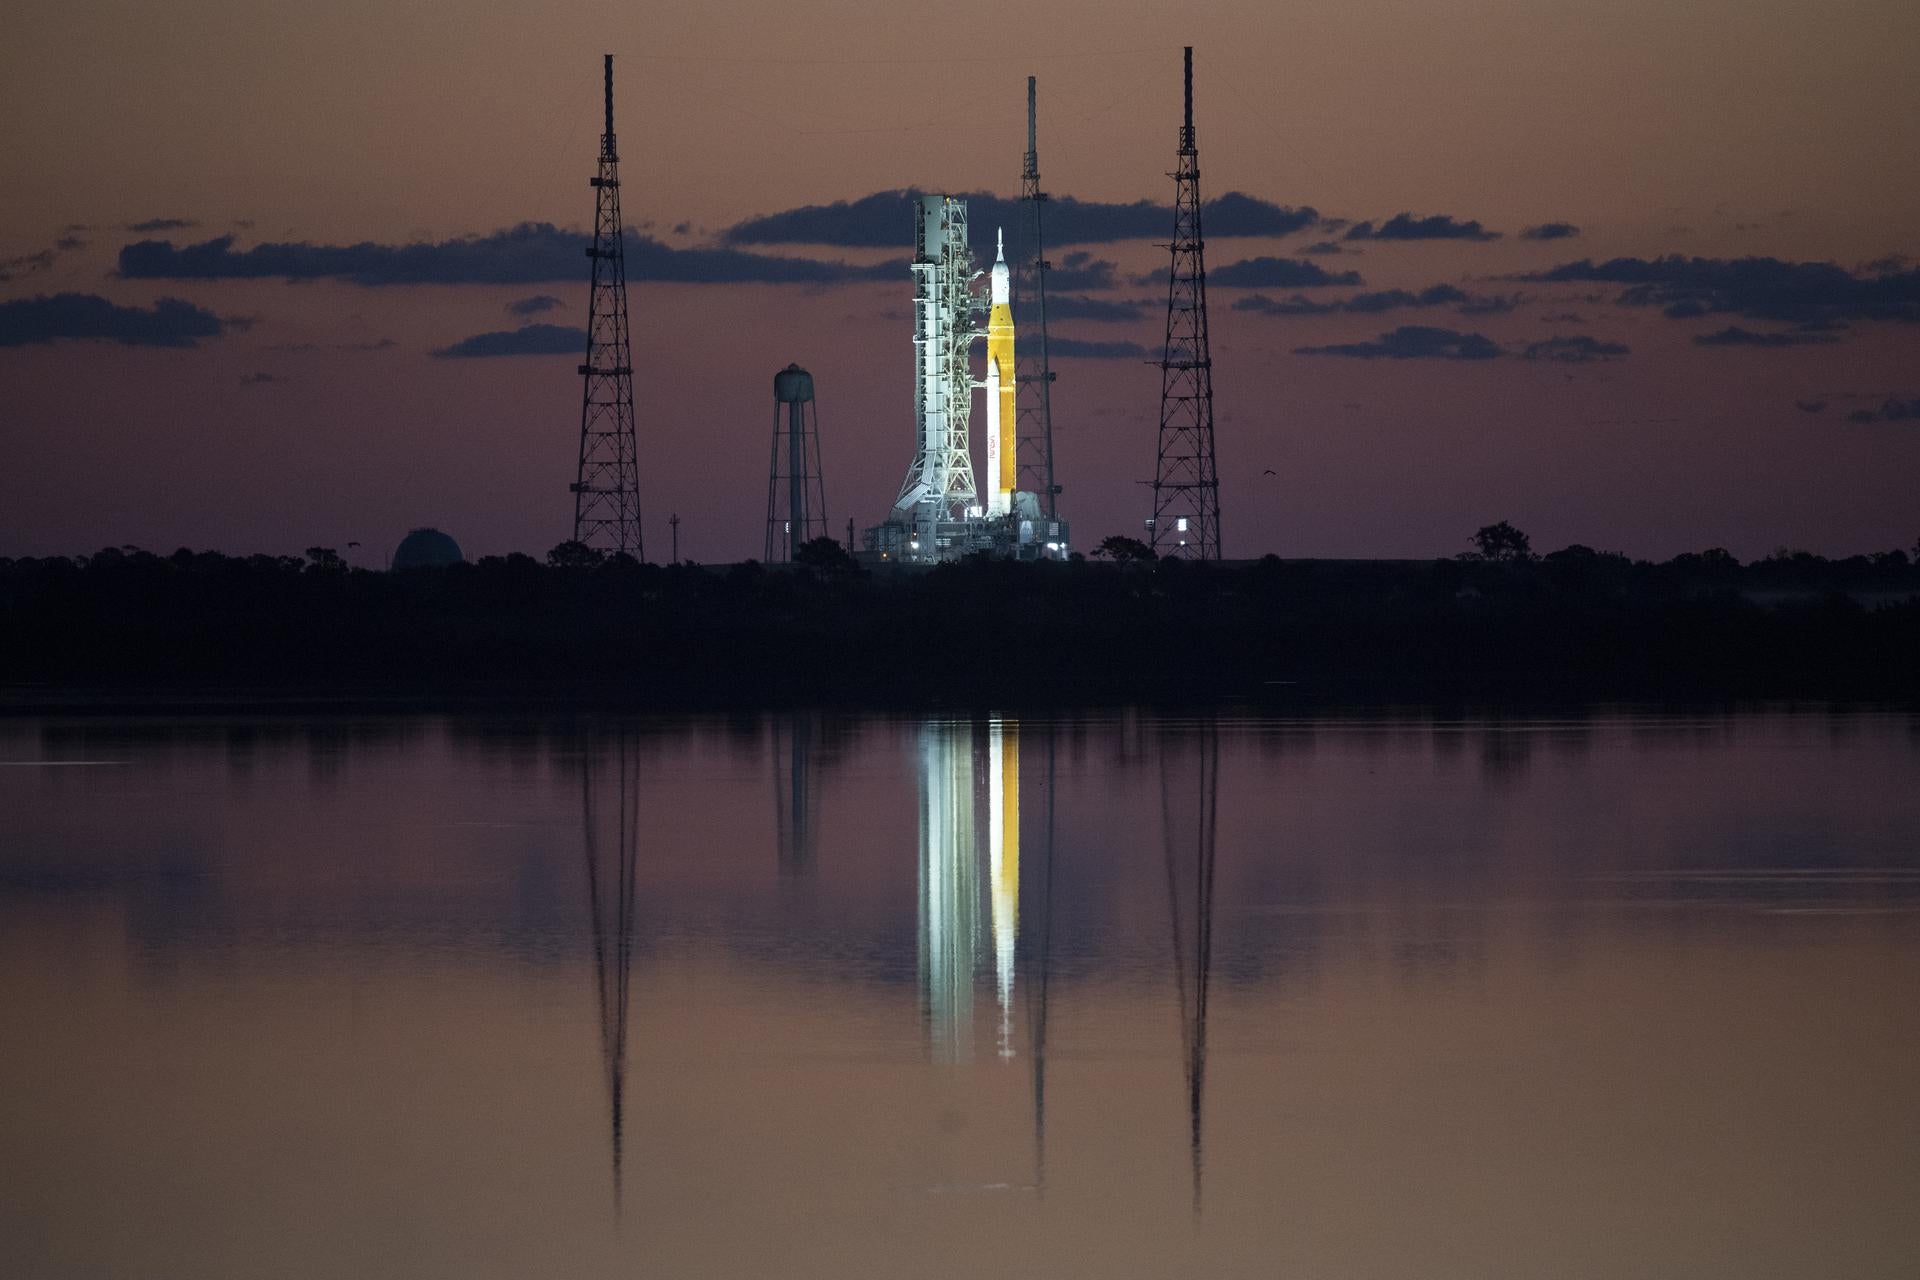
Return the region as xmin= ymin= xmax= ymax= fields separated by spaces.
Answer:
xmin=392 ymin=527 xmax=463 ymax=570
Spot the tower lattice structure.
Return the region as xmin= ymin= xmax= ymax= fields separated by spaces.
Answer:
xmin=1014 ymin=76 xmax=1058 ymax=518
xmin=1149 ymin=47 xmax=1221 ymax=561
xmin=571 ymin=54 xmax=642 ymax=558
xmin=892 ymin=196 xmax=978 ymax=528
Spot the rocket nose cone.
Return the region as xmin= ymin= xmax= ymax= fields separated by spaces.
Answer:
xmin=991 ymin=227 xmax=1011 ymax=303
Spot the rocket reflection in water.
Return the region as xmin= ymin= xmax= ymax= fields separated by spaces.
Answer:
xmin=915 ymin=716 xmax=1059 ymax=1196
xmin=916 ymin=718 xmax=1023 ymax=1065
xmin=987 ymin=718 xmax=1019 ymax=1057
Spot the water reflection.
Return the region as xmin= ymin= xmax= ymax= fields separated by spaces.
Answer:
xmin=5 ymin=709 xmax=1920 ymax=1279
xmin=917 ymin=720 xmax=979 ymax=1064
xmin=915 ymin=716 xmax=1060 ymax=1195
xmin=1161 ymin=722 xmax=1219 ymax=1216
xmin=916 ymin=718 xmax=1029 ymax=1065
xmin=1027 ymin=726 xmax=1057 ymax=1195
xmin=771 ymin=712 xmax=817 ymax=877
xmin=581 ymin=731 xmax=640 ymax=1211
xmin=910 ymin=713 xmax=1225 ymax=1211
xmin=988 ymin=720 xmax=1019 ymax=1060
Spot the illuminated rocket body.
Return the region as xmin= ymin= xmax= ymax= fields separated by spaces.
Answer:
xmin=985 ymin=230 xmax=1017 ymax=517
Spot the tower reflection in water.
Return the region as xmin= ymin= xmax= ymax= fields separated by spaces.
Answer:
xmin=917 ymin=719 xmax=983 ymax=1065
xmin=771 ymin=711 xmax=817 ymax=877
xmin=1161 ymin=721 xmax=1219 ymax=1217
xmin=575 ymin=716 xmax=1208 ymax=1213
xmin=580 ymin=730 xmax=640 ymax=1215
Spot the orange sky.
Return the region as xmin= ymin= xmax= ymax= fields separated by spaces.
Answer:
xmin=2 ymin=0 xmax=1917 ymax=560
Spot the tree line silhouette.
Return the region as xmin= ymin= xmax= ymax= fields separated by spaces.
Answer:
xmin=2 ymin=529 xmax=1917 ymax=704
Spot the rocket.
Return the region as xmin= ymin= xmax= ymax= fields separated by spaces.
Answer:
xmin=985 ymin=228 xmax=1017 ymax=517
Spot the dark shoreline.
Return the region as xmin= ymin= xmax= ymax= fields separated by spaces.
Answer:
xmin=5 ymin=547 xmax=1918 ymax=712
xmin=3 ymin=689 xmax=1914 ymax=728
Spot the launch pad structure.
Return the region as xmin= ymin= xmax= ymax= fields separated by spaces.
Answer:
xmin=864 ymin=82 xmax=1071 ymax=565
xmin=548 ymin=57 xmax=1272 ymax=568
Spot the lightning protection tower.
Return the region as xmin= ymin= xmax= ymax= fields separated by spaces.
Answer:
xmin=765 ymin=364 xmax=828 ymax=562
xmin=571 ymin=54 xmax=643 ymax=558
xmin=1015 ymin=76 xmax=1058 ymax=519
xmin=1149 ymin=47 xmax=1222 ymax=560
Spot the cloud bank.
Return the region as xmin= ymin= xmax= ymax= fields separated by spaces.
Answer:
xmin=1844 ymin=397 xmax=1920 ymax=424
xmin=1523 ymin=255 xmax=1920 ymax=327
xmin=506 ymin=294 xmax=563 ymax=316
xmin=431 ymin=323 xmax=589 ymax=359
xmin=1232 ymin=284 xmax=1512 ymax=317
xmin=1523 ymin=335 xmax=1629 ymax=362
xmin=1048 ymin=252 xmax=1120 ymax=291
xmin=120 ymin=224 xmax=905 ymax=287
xmin=1693 ymin=326 xmax=1842 ymax=347
xmin=723 ymin=189 xmax=1321 ymax=248
xmin=1208 ymin=257 xmax=1364 ymax=289
xmin=1344 ymin=213 xmax=1500 ymax=242
xmin=1048 ymin=335 xmax=1152 ymax=360
xmin=0 ymin=293 xmax=226 ymax=347
xmin=0 ymin=248 xmax=56 ymax=280
xmin=1293 ymin=325 xmax=1502 ymax=360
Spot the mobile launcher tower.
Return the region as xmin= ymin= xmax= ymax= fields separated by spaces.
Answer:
xmin=866 ymin=195 xmax=1070 ymax=564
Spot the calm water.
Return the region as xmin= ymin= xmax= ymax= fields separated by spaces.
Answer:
xmin=4 ymin=709 xmax=1919 ymax=1279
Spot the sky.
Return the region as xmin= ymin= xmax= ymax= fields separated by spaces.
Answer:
xmin=2 ymin=0 xmax=1917 ymax=563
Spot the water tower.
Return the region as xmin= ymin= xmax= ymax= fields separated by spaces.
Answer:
xmin=765 ymin=363 xmax=828 ymax=562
